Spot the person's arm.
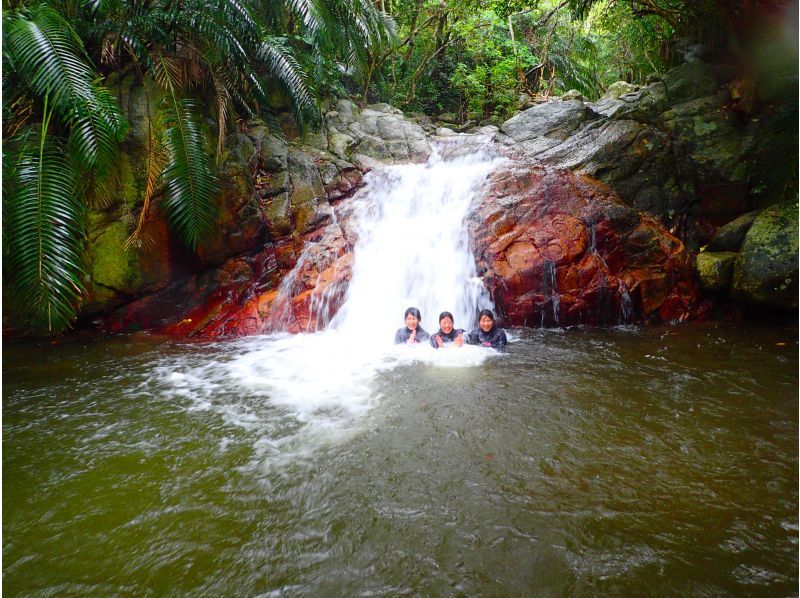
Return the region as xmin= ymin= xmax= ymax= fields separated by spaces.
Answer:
xmin=466 ymin=330 xmax=479 ymax=345
xmin=431 ymin=334 xmax=442 ymax=348
xmin=454 ymin=330 xmax=465 ymax=347
xmin=495 ymin=329 xmax=508 ymax=350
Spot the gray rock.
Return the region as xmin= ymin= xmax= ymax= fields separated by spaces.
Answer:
xmin=696 ymin=251 xmax=737 ymax=292
xmin=500 ymin=100 xmax=588 ymax=143
xmin=662 ymin=60 xmax=719 ymax=104
xmin=662 ymin=92 xmax=754 ymax=182
xmin=706 ymin=210 xmax=760 ymax=252
xmin=437 ymin=112 xmax=460 ymax=124
xmin=376 ymin=116 xmax=406 ymax=141
xmin=366 ymin=103 xmax=403 ymax=116
xmin=350 ymin=153 xmax=382 ymax=171
xmin=435 ymin=127 xmax=458 ymax=137
xmin=589 ymin=82 xmax=669 ymax=121
xmin=287 ymin=149 xmax=328 ymax=234
xmin=261 ymin=136 xmax=288 ymax=172
xmin=733 ymin=203 xmax=798 ymax=309
xmin=329 ymin=132 xmax=357 ymax=160
xmin=601 ymin=81 xmax=639 ymax=100
xmin=334 ymin=99 xmax=357 ymax=126
xmin=561 ymin=90 xmax=586 ymax=102
xmin=357 ymin=135 xmax=392 ymax=161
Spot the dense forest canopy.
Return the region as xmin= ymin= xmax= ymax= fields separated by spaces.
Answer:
xmin=2 ymin=0 xmax=797 ymax=333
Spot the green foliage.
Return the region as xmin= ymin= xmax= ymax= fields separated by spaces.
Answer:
xmin=450 ymin=11 xmax=537 ymax=119
xmin=3 ymin=0 xmax=397 ymax=333
xmin=374 ymin=0 xmax=690 ymax=117
xmin=158 ymin=97 xmax=220 ymax=251
xmin=5 ymin=117 xmax=87 ymax=332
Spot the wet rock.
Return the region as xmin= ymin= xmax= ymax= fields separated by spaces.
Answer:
xmin=287 ymin=149 xmax=329 ymax=235
xmin=468 ymin=163 xmax=698 ymax=327
xmin=662 ymin=60 xmax=719 ymax=104
xmin=500 ymin=100 xmax=588 ymax=145
xmin=696 ymin=251 xmax=737 ymax=292
xmin=732 ymin=203 xmax=798 ymax=309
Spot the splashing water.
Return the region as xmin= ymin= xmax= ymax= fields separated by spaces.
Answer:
xmin=158 ymin=141 xmax=507 ymax=466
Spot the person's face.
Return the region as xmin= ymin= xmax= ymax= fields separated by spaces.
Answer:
xmin=440 ymin=317 xmax=454 ymax=334
xmin=405 ymin=313 xmax=419 ymax=330
xmin=479 ymin=315 xmax=494 ymax=332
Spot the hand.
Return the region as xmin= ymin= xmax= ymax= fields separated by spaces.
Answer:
xmin=407 ymin=329 xmax=417 ymax=343
xmin=454 ymin=332 xmax=464 ymax=347
xmin=435 ymin=335 xmax=443 ymax=348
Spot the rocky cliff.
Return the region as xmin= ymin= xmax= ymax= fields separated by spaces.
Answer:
xmin=81 ymin=58 xmax=795 ymax=336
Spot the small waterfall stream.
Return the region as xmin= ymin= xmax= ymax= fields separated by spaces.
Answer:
xmin=160 ymin=140 xmax=508 ymax=463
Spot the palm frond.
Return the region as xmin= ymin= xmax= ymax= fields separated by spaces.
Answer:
xmin=4 ymin=4 xmax=126 ymax=170
xmin=259 ymin=34 xmax=320 ymax=130
xmin=158 ymin=97 xmax=219 ymax=250
xmin=5 ymin=125 xmax=86 ymax=333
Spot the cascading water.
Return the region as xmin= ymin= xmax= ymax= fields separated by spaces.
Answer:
xmin=160 ymin=140 xmax=507 ymax=466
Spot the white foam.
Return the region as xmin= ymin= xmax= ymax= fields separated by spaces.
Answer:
xmin=157 ymin=144 xmax=506 ymax=466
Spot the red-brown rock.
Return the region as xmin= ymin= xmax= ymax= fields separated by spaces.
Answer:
xmin=468 ymin=163 xmax=698 ymax=326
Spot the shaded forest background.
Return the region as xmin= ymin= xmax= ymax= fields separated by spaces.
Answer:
xmin=3 ymin=0 xmax=798 ymax=333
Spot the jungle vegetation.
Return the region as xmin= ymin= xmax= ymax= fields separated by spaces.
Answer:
xmin=2 ymin=0 xmax=795 ymax=332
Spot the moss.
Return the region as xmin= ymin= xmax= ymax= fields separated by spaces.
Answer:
xmin=732 ymin=202 xmax=799 ymax=308
xmin=696 ymin=251 xmax=737 ymax=292
xmin=90 ymin=221 xmax=142 ymax=292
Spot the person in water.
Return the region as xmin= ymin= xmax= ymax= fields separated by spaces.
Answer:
xmin=431 ymin=311 xmax=465 ymax=348
xmin=394 ymin=307 xmax=431 ymax=344
xmin=466 ymin=309 xmax=507 ymax=349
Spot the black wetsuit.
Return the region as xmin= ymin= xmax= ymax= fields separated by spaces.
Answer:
xmin=394 ymin=326 xmax=431 ymax=344
xmin=466 ymin=325 xmax=507 ymax=349
xmin=430 ymin=328 xmax=466 ymax=348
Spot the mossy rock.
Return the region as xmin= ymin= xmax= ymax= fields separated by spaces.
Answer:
xmin=696 ymin=251 xmax=737 ymax=292
xmin=89 ymin=221 xmax=142 ymax=292
xmin=601 ymin=81 xmax=639 ymax=100
xmin=732 ymin=202 xmax=799 ymax=309
xmin=706 ymin=210 xmax=760 ymax=252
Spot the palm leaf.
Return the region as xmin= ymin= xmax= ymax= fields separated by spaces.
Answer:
xmin=5 ymin=127 xmax=86 ymax=333
xmin=158 ymin=97 xmax=219 ymax=250
xmin=259 ymin=34 xmax=320 ymax=130
xmin=4 ymin=5 xmax=126 ymax=171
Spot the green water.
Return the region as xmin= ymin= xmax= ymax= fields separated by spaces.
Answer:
xmin=3 ymin=322 xmax=797 ymax=595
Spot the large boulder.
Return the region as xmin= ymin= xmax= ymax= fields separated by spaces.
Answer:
xmin=326 ymin=101 xmax=432 ymax=165
xmin=496 ymin=59 xmax=762 ymax=252
xmin=467 ymin=163 xmax=698 ymax=327
xmin=732 ymin=203 xmax=798 ymax=309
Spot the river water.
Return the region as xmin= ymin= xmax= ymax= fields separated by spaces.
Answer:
xmin=3 ymin=144 xmax=798 ymax=594
xmin=3 ymin=323 xmax=797 ymax=595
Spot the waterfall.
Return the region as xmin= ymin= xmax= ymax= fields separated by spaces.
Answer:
xmin=330 ymin=144 xmax=503 ymax=337
xmin=540 ymin=259 xmax=560 ymax=327
xmin=162 ymin=140 xmax=508 ymax=460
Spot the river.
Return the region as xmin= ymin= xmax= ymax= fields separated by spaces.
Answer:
xmin=3 ymin=142 xmax=798 ymax=595
xmin=3 ymin=322 xmax=797 ymax=595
